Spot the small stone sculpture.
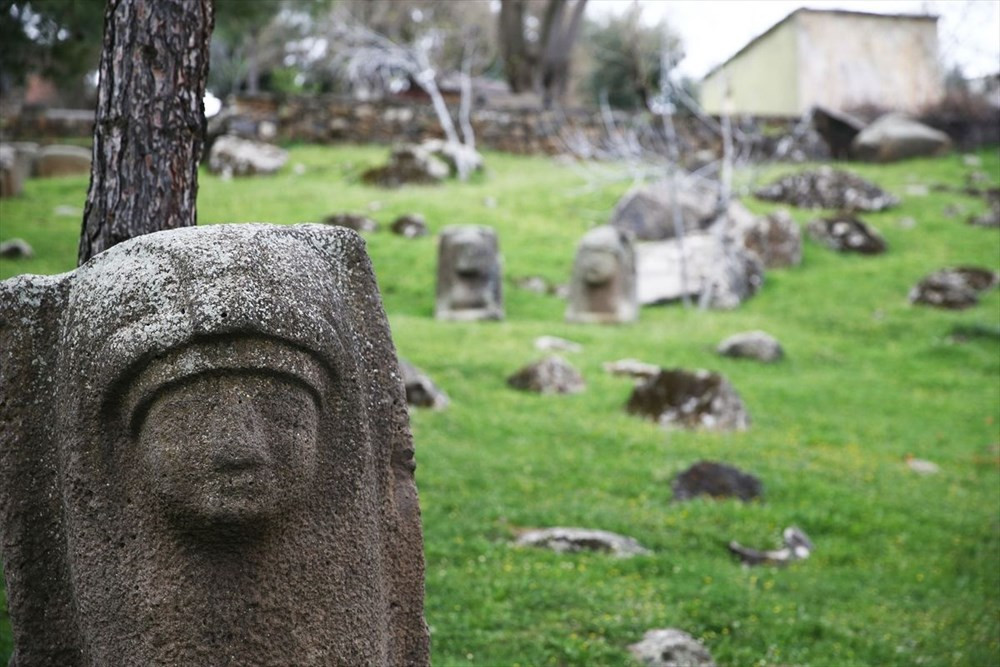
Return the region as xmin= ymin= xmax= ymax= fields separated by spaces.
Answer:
xmin=566 ymin=225 xmax=638 ymax=324
xmin=0 ymin=224 xmax=429 ymax=665
xmin=435 ymin=225 xmax=504 ymax=321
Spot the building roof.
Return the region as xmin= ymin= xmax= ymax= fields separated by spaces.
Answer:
xmin=701 ymin=7 xmax=939 ymax=81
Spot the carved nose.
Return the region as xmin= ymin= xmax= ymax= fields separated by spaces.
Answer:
xmin=208 ymin=398 xmax=268 ymax=471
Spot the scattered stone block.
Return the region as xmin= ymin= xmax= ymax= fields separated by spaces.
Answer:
xmin=807 ymin=215 xmax=887 ymax=254
xmin=0 ymin=238 xmax=34 ymax=259
xmin=909 ymin=266 xmax=998 ymax=309
xmin=35 ymin=144 xmax=91 ymax=178
xmin=323 ymin=212 xmax=378 ymax=233
xmin=435 ymin=225 xmax=504 ymax=321
xmin=851 ymin=113 xmax=952 ymax=162
xmin=208 ymin=135 xmax=288 ymax=177
xmin=516 ymin=527 xmax=650 ymax=557
xmin=420 ymin=139 xmax=484 ymax=177
xmin=362 ymin=144 xmax=449 ymax=187
xmin=717 ymin=330 xmax=784 ymax=363
xmin=754 ymin=167 xmax=899 ymax=212
xmin=729 ymin=527 xmax=813 ymax=566
xmin=905 ymin=455 xmax=940 ymax=475
xmin=390 ymin=213 xmax=428 ymax=238
xmin=507 ymin=355 xmax=585 ymax=395
xmin=566 ymin=225 xmax=638 ymax=324
xmin=626 ymin=368 xmax=749 ymax=431
xmin=811 ymin=105 xmax=865 ymax=160
xmin=610 ymin=177 xmax=720 ymax=241
xmin=728 ymin=207 xmax=802 ymax=269
xmin=0 ymin=223 xmax=429 ymax=664
xmin=603 ymin=358 xmax=660 ymax=381
xmin=629 ymin=628 xmax=716 ymax=667
xmin=534 ymin=335 xmax=582 ymax=353
xmin=672 ymin=461 xmax=763 ymax=502
xmin=398 ymin=358 xmax=449 ymax=410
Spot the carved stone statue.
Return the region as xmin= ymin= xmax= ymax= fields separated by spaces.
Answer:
xmin=566 ymin=226 xmax=637 ymax=324
xmin=0 ymin=224 xmax=429 ymax=665
xmin=435 ymin=225 xmax=504 ymax=321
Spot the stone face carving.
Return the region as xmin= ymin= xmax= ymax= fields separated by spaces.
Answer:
xmin=566 ymin=225 xmax=638 ymax=324
xmin=0 ymin=224 xmax=429 ymax=665
xmin=435 ymin=225 xmax=504 ymax=321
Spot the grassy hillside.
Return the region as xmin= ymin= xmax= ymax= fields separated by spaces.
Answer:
xmin=1 ymin=145 xmax=998 ymax=665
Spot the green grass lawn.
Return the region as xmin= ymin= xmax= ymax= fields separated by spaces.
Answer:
xmin=1 ymin=144 xmax=999 ymax=666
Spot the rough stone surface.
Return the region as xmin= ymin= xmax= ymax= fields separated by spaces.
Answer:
xmin=398 ymin=358 xmax=450 ymax=410
xmin=909 ymin=266 xmax=999 ymax=309
xmin=323 ymin=212 xmax=379 ymax=233
xmin=728 ymin=207 xmax=803 ymax=268
xmin=629 ymin=628 xmax=716 ymax=667
xmin=35 ymin=144 xmax=92 ymax=177
xmin=807 ymin=215 xmax=888 ymax=254
xmin=362 ymin=144 xmax=449 ymax=187
xmin=851 ymin=113 xmax=952 ymax=162
xmin=516 ymin=527 xmax=650 ymax=557
xmin=626 ymin=368 xmax=750 ymax=431
xmin=435 ymin=225 xmax=504 ymax=321
xmin=672 ymin=461 xmax=764 ymax=502
xmin=0 ymin=238 xmax=34 ymax=259
xmin=717 ymin=330 xmax=784 ymax=363
xmin=0 ymin=224 xmax=429 ymax=665
xmin=635 ymin=234 xmax=764 ymax=309
xmin=610 ymin=177 xmax=720 ymax=241
xmin=390 ymin=213 xmax=429 ymax=238
xmin=207 ymin=135 xmax=288 ymax=177
xmin=566 ymin=225 xmax=638 ymax=324
xmin=754 ymin=167 xmax=899 ymax=212
xmin=507 ymin=355 xmax=585 ymax=394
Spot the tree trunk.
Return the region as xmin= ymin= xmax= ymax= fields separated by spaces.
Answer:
xmin=498 ymin=0 xmax=533 ymax=93
xmin=78 ymin=0 xmax=214 ymax=266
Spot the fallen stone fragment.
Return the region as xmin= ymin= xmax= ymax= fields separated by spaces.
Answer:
xmin=390 ymin=213 xmax=428 ymax=238
xmin=628 ymin=628 xmax=716 ymax=667
xmin=207 ymin=135 xmax=288 ymax=177
xmin=626 ymin=368 xmax=749 ymax=431
xmin=362 ymin=144 xmax=449 ymax=187
xmin=420 ymin=139 xmax=484 ymax=178
xmin=905 ymin=455 xmax=940 ymax=475
xmin=672 ymin=461 xmax=763 ymax=502
xmin=534 ymin=335 xmax=582 ymax=353
xmin=909 ymin=267 xmax=998 ymax=310
xmin=728 ymin=207 xmax=802 ymax=269
xmin=516 ymin=527 xmax=650 ymax=558
xmin=35 ymin=144 xmax=92 ymax=178
xmin=323 ymin=212 xmax=379 ymax=233
xmin=717 ymin=330 xmax=784 ymax=363
xmin=398 ymin=359 xmax=449 ymax=410
xmin=807 ymin=215 xmax=887 ymax=255
xmin=603 ymin=358 xmax=660 ymax=381
xmin=610 ymin=177 xmax=720 ymax=241
xmin=754 ymin=167 xmax=899 ymax=212
xmin=728 ymin=527 xmax=813 ymax=566
xmin=0 ymin=238 xmax=34 ymax=259
xmin=851 ymin=113 xmax=952 ymax=163
xmin=507 ymin=355 xmax=585 ymax=395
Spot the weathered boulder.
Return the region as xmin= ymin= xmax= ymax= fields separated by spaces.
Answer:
xmin=807 ymin=215 xmax=887 ymax=254
xmin=435 ymin=225 xmax=504 ymax=321
xmin=207 ymin=135 xmax=288 ymax=177
xmin=635 ymin=234 xmax=764 ymax=309
xmin=626 ymin=368 xmax=749 ymax=431
xmin=516 ymin=527 xmax=650 ymax=557
xmin=727 ymin=206 xmax=802 ymax=268
xmin=629 ymin=629 xmax=716 ymax=667
xmin=0 ymin=224 xmax=429 ymax=664
xmin=565 ymin=225 xmax=638 ymax=324
xmin=398 ymin=358 xmax=450 ymax=410
xmin=323 ymin=212 xmax=379 ymax=233
xmin=390 ymin=213 xmax=429 ymax=238
xmin=717 ymin=330 xmax=784 ymax=363
xmin=754 ymin=167 xmax=899 ymax=211
xmin=909 ymin=267 xmax=999 ymax=309
xmin=362 ymin=144 xmax=449 ymax=187
xmin=851 ymin=113 xmax=952 ymax=162
xmin=672 ymin=461 xmax=763 ymax=502
xmin=610 ymin=177 xmax=720 ymax=241
xmin=0 ymin=238 xmax=34 ymax=259
xmin=35 ymin=144 xmax=91 ymax=178
xmin=507 ymin=355 xmax=585 ymax=395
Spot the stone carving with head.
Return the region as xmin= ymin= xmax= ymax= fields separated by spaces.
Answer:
xmin=0 ymin=224 xmax=429 ymax=665
xmin=566 ymin=226 xmax=637 ymax=324
xmin=435 ymin=225 xmax=503 ymax=321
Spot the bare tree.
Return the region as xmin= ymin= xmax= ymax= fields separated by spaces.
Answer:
xmin=79 ymin=0 xmax=214 ymax=265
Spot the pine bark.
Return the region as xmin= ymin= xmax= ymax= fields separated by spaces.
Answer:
xmin=78 ymin=0 xmax=214 ymax=266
